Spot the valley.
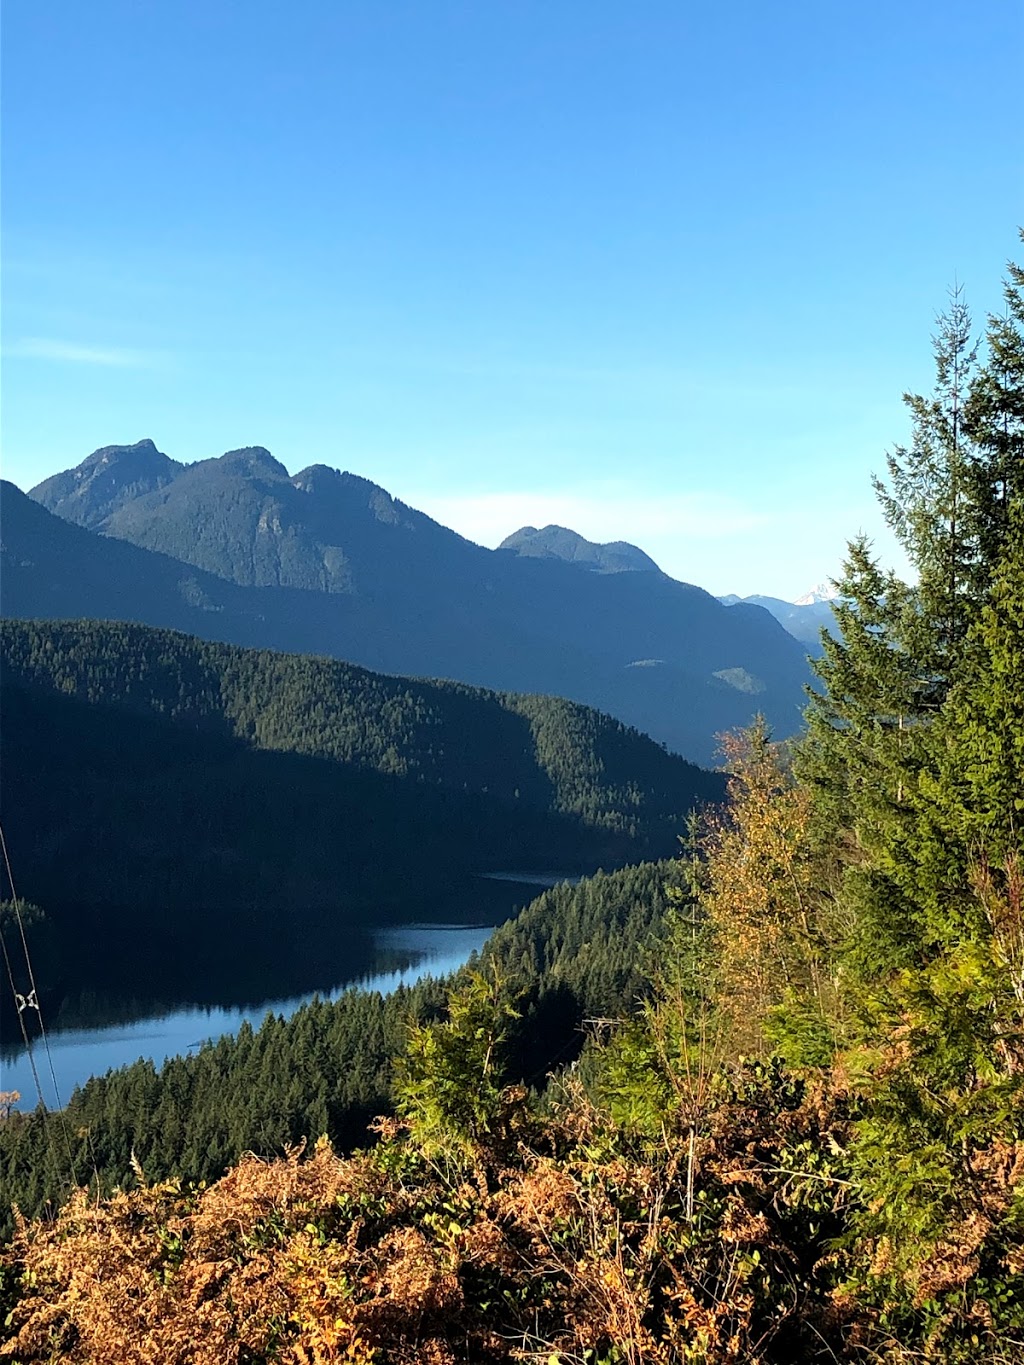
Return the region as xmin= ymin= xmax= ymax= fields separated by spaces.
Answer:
xmin=2 ymin=884 xmax=566 ymax=1109
xmin=0 ymin=617 xmax=722 ymax=1032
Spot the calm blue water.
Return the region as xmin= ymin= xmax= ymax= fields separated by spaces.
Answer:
xmin=1 ymin=874 xmax=581 ymax=1109
xmin=1 ymin=923 xmax=493 ymax=1109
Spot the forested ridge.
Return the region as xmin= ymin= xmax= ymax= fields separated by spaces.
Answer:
xmin=0 ymin=617 xmax=716 ymax=832
xmin=0 ymin=620 xmax=720 ymax=1019
xmin=2 ymin=240 xmax=1024 ymax=1362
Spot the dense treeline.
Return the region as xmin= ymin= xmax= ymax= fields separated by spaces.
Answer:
xmin=0 ymin=862 xmax=673 ymax=1238
xmin=0 ymin=618 xmax=718 ymax=834
xmin=0 ymin=621 xmax=720 ymax=1016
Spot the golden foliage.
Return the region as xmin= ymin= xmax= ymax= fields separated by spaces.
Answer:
xmin=699 ymin=726 xmax=835 ymax=1058
xmin=2 ymin=1140 xmax=377 ymax=1365
xmin=1 ymin=1080 xmax=855 ymax=1365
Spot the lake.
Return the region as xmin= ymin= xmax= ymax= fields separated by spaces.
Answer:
xmin=0 ymin=873 xmax=581 ymax=1109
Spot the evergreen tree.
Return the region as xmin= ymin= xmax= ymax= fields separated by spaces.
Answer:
xmin=799 ymin=541 xmax=925 ymax=986
xmin=873 ymin=282 xmax=980 ymax=686
xmin=966 ymin=230 xmax=1024 ymax=576
xmin=794 ymin=244 xmax=1024 ymax=1333
xmin=840 ymin=506 xmax=1024 ymax=1327
xmin=393 ymin=967 xmax=525 ymax=1160
xmin=940 ymin=498 xmax=1024 ymax=866
xmin=802 ymin=247 xmax=1024 ymax=996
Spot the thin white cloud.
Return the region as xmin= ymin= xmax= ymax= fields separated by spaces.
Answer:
xmin=4 ymin=337 xmax=158 ymax=367
xmin=410 ymin=488 xmax=767 ymax=551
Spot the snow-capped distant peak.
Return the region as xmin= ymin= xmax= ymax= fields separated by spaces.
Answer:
xmin=793 ymin=581 xmax=839 ymax=606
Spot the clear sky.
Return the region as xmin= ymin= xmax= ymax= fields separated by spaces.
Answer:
xmin=2 ymin=1 xmax=1021 ymax=598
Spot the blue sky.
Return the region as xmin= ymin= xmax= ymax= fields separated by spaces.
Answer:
xmin=3 ymin=1 xmax=1021 ymax=598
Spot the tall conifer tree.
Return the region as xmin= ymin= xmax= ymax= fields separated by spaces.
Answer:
xmin=872 ymin=282 xmax=980 ymax=692
xmin=803 ymin=246 xmax=1024 ymax=993
xmin=967 ymin=230 xmax=1024 ymax=574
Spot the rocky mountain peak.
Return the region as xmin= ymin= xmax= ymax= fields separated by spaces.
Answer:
xmin=499 ymin=524 xmax=660 ymax=574
xmin=29 ymin=440 xmax=184 ymax=528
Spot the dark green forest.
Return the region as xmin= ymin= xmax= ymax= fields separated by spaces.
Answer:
xmin=0 ymin=617 xmax=717 ymax=830
xmin=0 ymin=620 xmax=721 ymax=1018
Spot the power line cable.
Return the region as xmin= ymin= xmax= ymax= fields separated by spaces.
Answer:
xmin=0 ymin=820 xmax=81 ymax=1190
xmin=0 ymin=922 xmax=47 ymax=1112
xmin=0 ymin=917 xmax=75 ymax=1213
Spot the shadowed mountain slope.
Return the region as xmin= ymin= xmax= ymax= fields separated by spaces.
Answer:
xmin=0 ymin=616 xmax=719 ymax=842
xmin=15 ymin=445 xmax=813 ymax=762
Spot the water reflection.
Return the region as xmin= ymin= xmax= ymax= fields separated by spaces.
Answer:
xmin=1 ymin=923 xmax=494 ymax=1110
xmin=0 ymin=871 xmax=581 ymax=1109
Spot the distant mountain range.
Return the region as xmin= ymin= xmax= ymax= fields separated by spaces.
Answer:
xmin=3 ymin=439 xmax=816 ymax=763
xmin=498 ymin=528 xmax=839 ymax=650
xmin=498 ymin=523 xmax=661 ymax=574
xmin=717 ymin=592 xmax=838 ymax=649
